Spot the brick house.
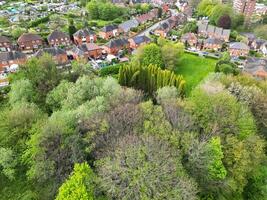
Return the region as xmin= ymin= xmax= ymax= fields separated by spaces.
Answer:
xmin=0 ymin=36 xmax=12 ymax=52
xmin=181 ymin=33 xmax=197 ymax=46
xmin=135 ymin=9 xmax=158 ymax=24
xmin=72 ymin=43 xmax=102 ymax=59
xmin=73 ymin=28 xmax=97 ymax=45
xmin=118 ymin=19 xmax=139 ymax=34
xmin=103 ymin=38 xmax=130 ymax=55
xmin=0 ymin=51 xmax=27 ymax=72
xmin=99 ymin=25 xmax=119 ymax=40
xmin=197 ymin=21 xmax=230 ymax=42
xmin=128 ymin=35 xmax=151 ymax=49
xmin=244 ymin=57 xmax=267 ymax=79
xmin=229 ymin=42 xmax=250 ymax=57
xmin=155 ymin=21 xmax=171 ymax=37
xmin=48 ymin=30 xmax=71 ymax=47
xmin=17 ymin=33 xmax=43 ymax=53
xmin=35 ymin=47 xmax=69 ymax=66
xmin=203 ymin=38 xmax=223 ymax=51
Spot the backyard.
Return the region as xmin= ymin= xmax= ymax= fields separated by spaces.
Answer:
xmin=175 ymin=53 xmax=217 ymax=95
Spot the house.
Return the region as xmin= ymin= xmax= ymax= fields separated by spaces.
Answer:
xmin=0 ymin=51 xmax=26 ymax=72
xmin=244 ymin=57 xmax=267 ymax=79
xmin=229 ymin=42 xmax=250 ymax=57
xmin=35 ymin=47 xmax=69 ymax=66
xmin=162 ymin=4 xmax=169 ymax=13
xmin=99 ymin=25 xmax=119 ymax=40
xmin=251 ymin=39 xmax=266 ymax=51
xmin=260 ymin=42 xmax=267 ymax=56
xmin=0 ymin=36 xmax=12 ymax=52
xmin=155 ymin=21 xmax=171 ymax=37
xmin=203 ymin=38 xmax=223 ymax=51
xmin=72 ymin=43 xmax=102 ymax=59
xmin=128 ymin=35 xmax=151 ymax=49
xmin=135 ymin=9 xmax=158 ymax=24
xmin=48 ymin=30 xmax=71 ymax=47
xmin=181 ymin=33 xmax=197 ymax=46
xmin=176 ymin=1 xmax=192 ymax=17
xmin=197 ymin=21 xmax=230 ymax=42
xmin=103 ymin=38 xmax=130 ymax=55
xmin=17 ymin=33 xmax=43 ymax=53
xmin=240 ymin=32 xmax=256 ymax=46
xmin=73 ymin=28 xmax=96 ymax=45
xmin=119 ymin=19 xmax=139 ymax=33
xmin=171 ymin=13 xmax=187 ymax=26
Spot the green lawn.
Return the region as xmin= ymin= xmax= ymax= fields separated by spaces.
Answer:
xmin=175 ymin=53 xmax=217 ymax=95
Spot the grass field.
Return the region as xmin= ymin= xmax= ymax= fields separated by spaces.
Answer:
xmin=175 ymin=53 xmax=217 ymax=95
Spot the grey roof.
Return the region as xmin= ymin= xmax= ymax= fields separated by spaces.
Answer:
xmin=158 ymin=21 xmax=170 ymax=30
xmin=230 ymin=42 xmax=249 ymax=50
xmin=244 ymin=58 xmax=267 ymax=75
xmin=0 ymin=35 xmax=11 ymax=43
xmin=132 ymin=35 xmax=151 ymax=45
xmin=254 ymin=39 xmax=266 ymax=48
xmin=119 ymin=19 xmax=139 ymax=32
xmin=100 ymin=24 xmax=118 ymax=32
xmin=48 ymin=30 xmax=70 ymax=42
xmin=0 ymin=51 xmax=26 ymax=62
xmin=215 ymin=27 xmax=223 ymax=35
xmin=181 ymin=32 xmax=196 ymax=40
xmin=207 ymin=25 xmax=215 ymax=33
xmin=18 ymin=33 xmax=42 ymax=43
xmin=73 ymin=28 xmax=95 ymax=38
xmin=222 ymin=29 xmax=230 ymax=37
xmin=105 ymin=38 xmax=129 ymax=48
xmin=35 ymin=47 xmax=66 ymax=57
xmin=71 ymin=46 xmax=85 ymax=56
xmin=240 ymin=32 xmax=256 ymax=41
xmin=197 ymin=22 xmax=208 ymax=32
xmin=204 ymin=38 xmax=223 ymax=45
xmin=79 ymin=43 xmax=101 ymax=51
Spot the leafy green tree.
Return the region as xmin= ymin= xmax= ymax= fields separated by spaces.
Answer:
xmin=162 ymin=43 xmax=184 ymax=70
xmin=243 ymin=164 xmax=267 ymax=200
xmin=96 ymin=134 xmax=199 ymax=200
xmin=217 ymin=15 xmax=232 ymax=29
xmin=8 ymin=79 xmax=37 ymax=105
xmin=46 ymin=80 xmax=74 ymax=112
xmin=68 ymin=19 xmax=77 ymax=39
xmin=197 ymin=0 xmax=217 ymax=16
xmin=209 ymin=4 xmax=233 ymax=25
xmin=11 ymin=27 xmax=26 ymax=39
xmin=189 ymin=87 xmax=255 ymax=137
xmin=119 ymin=64 xmax=185 ymax=95
xmin=13 ymin=54 xmax=61 ymax=108
xmin=0 ymin=147 xmax=17 ymax=180
xmin=156 ymin=86 xmax=179 ymax=104
xmin=134 ymin=43 xmax=164 ymax=68
xmin=223 ymin=135 xmax=265 ymax=196
xmin=56 ymin=163 xmax=95 ymax=200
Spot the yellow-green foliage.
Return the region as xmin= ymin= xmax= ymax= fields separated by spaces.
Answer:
xmin=119 ymin=64 xmax=186 ymax=95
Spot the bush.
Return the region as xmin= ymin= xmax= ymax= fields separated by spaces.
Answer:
xmin=99 ymin=65 xmax=121 ymax=77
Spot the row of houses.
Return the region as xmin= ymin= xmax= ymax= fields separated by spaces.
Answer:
xmin=181 ymin=31 xmax=251 ymax=57
xmin=0 ymin=35 xmax=151 ymax=72
xmin=154 ymin=13 xmax=187 ymax=37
